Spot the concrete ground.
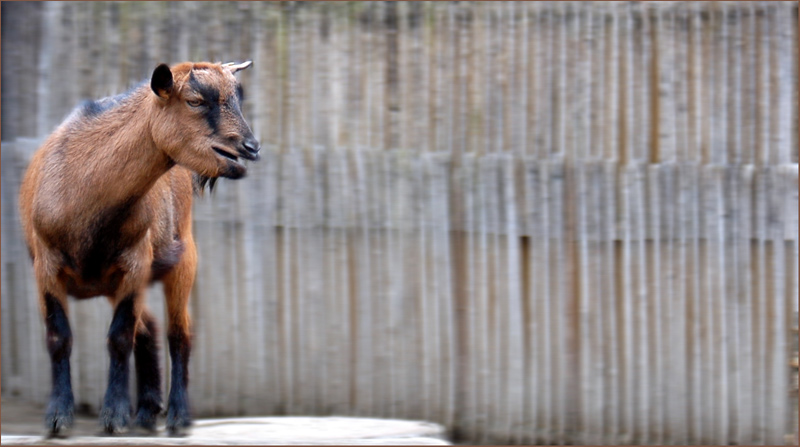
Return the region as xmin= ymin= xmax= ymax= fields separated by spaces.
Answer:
xmin=1 ymin=397 xmax=451 ymax=445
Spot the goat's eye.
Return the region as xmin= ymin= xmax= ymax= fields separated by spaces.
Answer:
xmin=187 ymin=99 xmax=204 ymax=108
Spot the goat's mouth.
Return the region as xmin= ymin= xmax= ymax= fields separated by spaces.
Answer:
xmin=213 ymin=146 xmax=260 ymax=163
xmin=213 ymin=147 xmax=241 ymax=164
xmin=213 ymin=146 xmax=247 ymax=179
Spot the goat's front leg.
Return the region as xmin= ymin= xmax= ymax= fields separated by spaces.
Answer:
xmin=41 ymin=292 xmax=74 ymax=437
xmin=100 ymin=243 xmax=152 ymax=435
xmin=34 ymin=255 xmax=74 ymax=438
xmin=99 ymin=291 xmax=139 ymax=434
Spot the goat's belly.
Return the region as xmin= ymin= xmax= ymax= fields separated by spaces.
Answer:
xmin=60 ymin=240 xmax=185 ymax=299
xmin=61 ymin=264 xmax=125 ymax=299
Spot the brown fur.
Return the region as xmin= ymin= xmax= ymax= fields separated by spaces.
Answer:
xmin=19 ymin=61 xmax=258 ymax=436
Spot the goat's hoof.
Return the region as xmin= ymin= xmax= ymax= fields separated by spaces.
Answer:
xmin=166 ymin=409 xmax=192 ymax=437
xmin=44 ymin=412 xmax=74 ymax=438
xmin=167 ymin=425 xmax=190 ymax=437
xmin=166 ymin=425 xmax=191 ymax=437
xmin=99 ymin=401 xmax=132 ymax=435
xmin=44 ymin=396 xmax=74 ymax=438
xmin=134 ymin=406 xmax=162 ymax=434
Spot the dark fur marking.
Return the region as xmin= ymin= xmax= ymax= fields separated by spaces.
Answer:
xmin=188 ymin=72 xmax=220 ymax=104
xmin=226 ymin=83 xmax=244 ymax=116
xmin=44 ymin=293 xmax=75 ymax=434
xmin=80 ymin=197 xmax=141 ymax=282
xmin=203 ymin=106 xmax=221 ymax=136
xmin=188 ymin=73 xmax=221 ymax=134
xmin=107 ymin=294 xmax=135 ymax=357
xmin=167 ymin=330 xmax=191 ymax=385
xmin=151 ymin=239 xmax=185 ymax=281
xmin=223 ymin=164 xmax=246 ymax=179
xmin=192 ymin=173 xmax=217 ymax=195
xmin=60 ymin=250 xmax=77 ymax=270
xmin=166 ymin=330 xmax=192 ymax=433
xmin=101 ymin=293 xmax=136 ymax=432
xmin=134 ymin=313 xmax=163 ymax=430
xmin=79 ymin=86 xmax=139 ymax=119
xmin=44 ymin=294 xmax=72 ymax=385
xmin=80 ymin=100 xmax=107 ymax=118
xmin=228 ymin=96 xmax=243 ymax=115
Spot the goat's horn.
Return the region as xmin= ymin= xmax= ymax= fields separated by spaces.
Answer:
xmin=223 ymin=61 xmax=252 ymax=74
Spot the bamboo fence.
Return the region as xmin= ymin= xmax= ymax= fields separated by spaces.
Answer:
xmin=1 ymin=2 xmax=798 ymax=444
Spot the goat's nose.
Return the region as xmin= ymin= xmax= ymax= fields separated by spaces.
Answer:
xmin=243 ymin=138 xmax=261 ymax=154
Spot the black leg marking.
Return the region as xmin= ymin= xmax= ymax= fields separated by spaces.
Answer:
xmin=134 ymin=313 xmax=163 ymax=433
xmin=99 ymin=294 xmax=136 ymax=434
xmin=43 ymin=294 xmax=74 ymax=437
xmin=166 ymin=330 xmax=192 ymax=436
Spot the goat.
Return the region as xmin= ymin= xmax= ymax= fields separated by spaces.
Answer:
xmin=18 ymin=61 xmax=259 ymax=437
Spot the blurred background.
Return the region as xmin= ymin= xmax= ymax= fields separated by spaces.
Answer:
xmin=1 ymin=1 xmax=798 ymax=445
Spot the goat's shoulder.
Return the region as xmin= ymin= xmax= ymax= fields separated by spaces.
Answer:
xmin=74 ymin=83 xmax=145 ymax=122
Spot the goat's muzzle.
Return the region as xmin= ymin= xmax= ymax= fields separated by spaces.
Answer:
xmin=240 ymin=137 xmax=261 ymax=162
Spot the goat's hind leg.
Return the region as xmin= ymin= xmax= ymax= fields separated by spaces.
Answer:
xmin=40 ymin=290 xmax=74 ymax=438
xmin=133 ymin=308 xmax=163 ymax=432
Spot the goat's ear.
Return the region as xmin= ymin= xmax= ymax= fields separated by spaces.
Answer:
xmin=222 ymin=61 xmax=252 ymax=75
xmin=150 ymin=63 xmax=174 ymax=99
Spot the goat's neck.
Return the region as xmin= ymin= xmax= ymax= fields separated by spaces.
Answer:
xmin=72 ymin=89 xmax=173 ymax=208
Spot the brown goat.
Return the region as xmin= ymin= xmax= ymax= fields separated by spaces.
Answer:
xmin=19 ymin=61 xmax=259 ymax=437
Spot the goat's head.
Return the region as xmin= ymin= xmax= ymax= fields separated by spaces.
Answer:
xmin=149 ymin=61 xmax=260 ymax=179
